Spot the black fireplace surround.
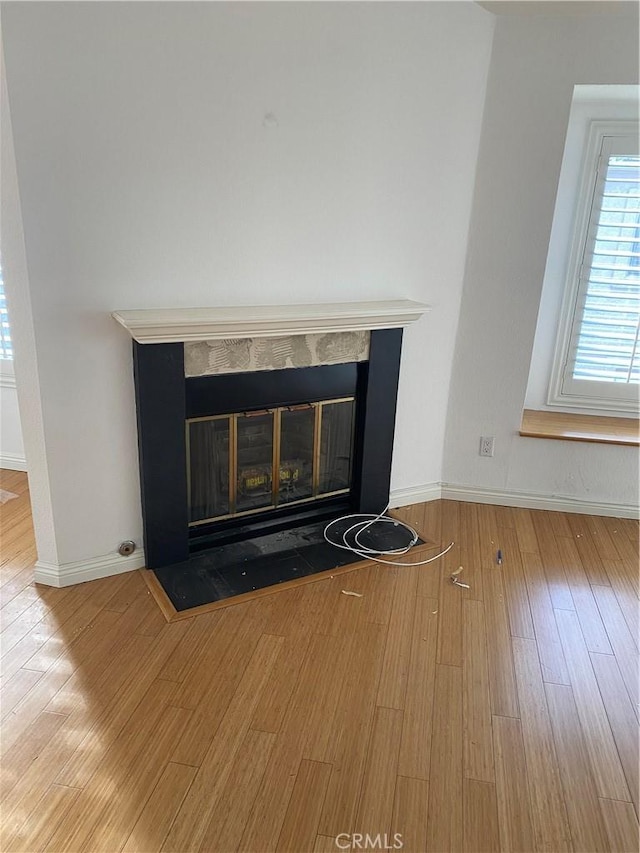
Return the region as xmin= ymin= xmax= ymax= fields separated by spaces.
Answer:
xmin=133 ymin=328 xmax=403 ymax=570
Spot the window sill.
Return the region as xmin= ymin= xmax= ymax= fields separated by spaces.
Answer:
xmin=520 ymin=409 xmax=639 ymax=447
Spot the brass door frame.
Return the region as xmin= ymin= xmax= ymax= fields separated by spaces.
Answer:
xmin=186 ymin=397 xmax=354 ymax=528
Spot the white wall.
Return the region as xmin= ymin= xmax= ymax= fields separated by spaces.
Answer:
xmin=0 ymin=379 xmax=25 ymax=470
xmin=2 ymin=2 xmax=494 ymax=577
xmin=443 ymin=12 xmax=639 ymax=512
xmin=1 ymin=40 xmax=59 ymax=568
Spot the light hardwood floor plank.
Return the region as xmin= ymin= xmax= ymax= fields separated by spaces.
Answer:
xmin=567 ymin=516 xmax=611 ymax=588
xmin=4 ymin=784 xmax=81 ymax=853
xmin=555 ymin=534 xmax=614 ymax=656
xmin=604 ymin=561 xmax=639 ymax=653
xmin=463 ymin=778 xmax=500 ymax=853
xmin=588 ymin=515 xmax=628 ymax=564
xmin=0 ymin=666 xmax=43 ymax=721
xmin=54 ymin=629 xmax=184 ymax=788
xmin=497 ymin=526 xmax=535 ymax=640
xmin=44 ymin=679 xmax=183 ymax=852
xmin=276 ymin=759 xmax=333 ymax=853
xmin=251 ymin=631 xmax=313 ymax=734
xmin=82 ymin=706 xmax=193 ymax=853
xmin=511 ymin=636 xmax=572 ymax=852
xmin=304 ymin=629 xmax=363 ymax=764
xmin=590 ymin=652 xmax=639 ymax=815
xmin=521 ymin=551 xmax=570 ymax=685
xmin=425 ymin=664 xmax=463 ymax=853
xmin=545 ymin=682 xmax=610 ymax=853
xmin=475 ymin=502 xmax=502 ymax=573
xmin=355 ymin=706 xmax=403 ymax=837
xmin=0 ymin=710 xmax=68 ymax=804
xmin=314 ymin=835 xmax=341 ymax=852
xmin=391 ymin=776 xmax=429 ymax=853
xmin=376 ymin=566 xmax=418 ymax=710
xmin=199 ymin=727 xmax=276 ymax=853
xmin=317 ymin=622 xmax=387 ymax=838
xmin=170 ymin=612 xmax=272 ymax=767
xmin=0 ymin=664 xmax=74 ymax=757
xmin=591 ymin=584 xmax=639 ymax=720
xmin=607 ymin=532 xmax=640 ymax=593
xmin=436 ymin=501 xmax=464 ymax=667
xmin=484 ymin=565 xmax=520 ymax=718
xmin=161 ymin=633 xmax=284 ymax=853
xmin=492 ymin=714 xmax=535 ymax=853
xmin=599 ymin=798 xmax=640 ymax=853
xmin=532 ymin=511 xmax=575 ymax=611
xmin=459 ymin=502 xmax=484 ymax=601
xmin=554 ymin=608 xmax=631 ymax=803
xmin=513 ymin=508 xmax=540 ymax=555
xmin=463 ymin=598 xmax=494 ymax=782
xmin=121 ymin=762 xmax=197 ymax=853
xmin=237 ymin=632 xmax=351 ymax=852
xmin=397 ymin=597 xmax=438 ymax=780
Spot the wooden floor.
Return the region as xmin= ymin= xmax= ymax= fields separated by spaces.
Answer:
xmin=1 ymin=469 xmax=638 ymax=853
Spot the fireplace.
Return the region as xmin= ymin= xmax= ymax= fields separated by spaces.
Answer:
xmin=113 ymin=301 xmax=428 ymax=571
xmin=188 ymin=397 xmax=355 ymax=525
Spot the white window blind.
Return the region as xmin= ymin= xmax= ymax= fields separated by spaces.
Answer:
xmin=550 ymin=122 xmax=640 ymax=412
xmin=0 ymin=263 xmax=13 ymax=361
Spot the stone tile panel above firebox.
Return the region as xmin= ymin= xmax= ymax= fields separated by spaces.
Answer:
xmin=184 ymin=331 xmax=370 ymax=377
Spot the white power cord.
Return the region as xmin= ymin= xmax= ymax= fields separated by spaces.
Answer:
xmin=323 ymin=504 xmax=455 ymax=567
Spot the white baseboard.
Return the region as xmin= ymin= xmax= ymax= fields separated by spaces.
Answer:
xmin=389 ymin=480 xmax=638 ymax=519
xmin=0 ymin=453 xmax=27 ymax=472
xmin=34 ymin=548 xmax=146 ymax=588
xmin=30 ymin=481 xmax=637 ymax=588
xmin=389 ymin=482 xmax=442 ymax=508
xmin=440 ymin=482 xmax=639 ymax=520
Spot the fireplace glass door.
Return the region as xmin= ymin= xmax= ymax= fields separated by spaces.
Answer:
xmin=187 ymin=397 xmax=355 ymax=526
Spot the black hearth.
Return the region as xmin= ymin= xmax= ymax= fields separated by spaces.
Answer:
xmin=133 ymin=328 xmax=403 ymax=570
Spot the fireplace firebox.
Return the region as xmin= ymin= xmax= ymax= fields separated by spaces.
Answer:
xmin=188 ymin=397 xmax=355 ymax=525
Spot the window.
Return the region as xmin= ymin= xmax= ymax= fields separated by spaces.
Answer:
xmin=0 ymin=262 xmax=13 ymax=361
xmin=548 ymin=120 xmax=639 ymax=413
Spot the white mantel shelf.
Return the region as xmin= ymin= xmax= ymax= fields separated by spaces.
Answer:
xmin=112 ymin=300 xmax=429 ymax=344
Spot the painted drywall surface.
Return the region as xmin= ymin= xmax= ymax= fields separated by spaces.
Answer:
xmin=443 ymin=14 xmax=639 ymax=508
xmin=2 ymin=2 xmax=494 ymax=567
xmin=1 ymin=46 xmax=59 ymax=561
xmin=0 ymin=381 xmax=25 ymax=469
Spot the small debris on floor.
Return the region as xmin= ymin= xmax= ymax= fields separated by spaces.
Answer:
xmin=431 ymin=610 xmax=438 ymax=615
xmin=451 ymin=566 xmax=464 ymax=576
xmin=341 ymin=590 xmax=363 ymax=598
xmin=451 ymin=576 xmax=471 ymax=589
xmin=496 ymin=549 xmax=502 ymax=564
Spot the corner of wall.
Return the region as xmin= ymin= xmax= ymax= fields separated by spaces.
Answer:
xmin=1 ymin=42 xmax=58 ymax=562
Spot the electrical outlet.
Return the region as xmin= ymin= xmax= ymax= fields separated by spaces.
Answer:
xmin=479 ymin=436 xmax=495 ymax=457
